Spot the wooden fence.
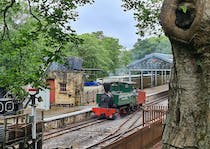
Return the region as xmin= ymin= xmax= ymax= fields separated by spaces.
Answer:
xmin=0 ymin=114 xmax=43 ymax=149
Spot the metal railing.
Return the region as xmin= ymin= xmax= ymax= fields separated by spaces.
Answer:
xmin=103 ymin=105 xmax=168 ymax=149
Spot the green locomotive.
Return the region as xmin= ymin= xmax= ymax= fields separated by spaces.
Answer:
xmin=92 ymin=81 xmax=145 ymax=119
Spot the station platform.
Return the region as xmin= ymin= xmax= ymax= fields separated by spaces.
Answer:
xmin=24 ymin=105 xmax=94 ymax=121
xmin=143 ymin=84 xmax=168 ymax=96
xmin=42 ymin=105 xmax=94 ymax=119
xmin=44 ymin=107 xmax=93 ymax=122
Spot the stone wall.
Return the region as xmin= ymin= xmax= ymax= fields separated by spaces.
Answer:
xmin=49 ymin=71 xmax=84 ymax=106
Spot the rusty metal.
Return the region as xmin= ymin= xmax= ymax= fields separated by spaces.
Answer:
xmin=102 ymin=106 xmax=168 ymax=149
xmin=143 ymin=106 xmax=167 ymax=124
xmin=102 ymin=120 xmax=163 ymax=149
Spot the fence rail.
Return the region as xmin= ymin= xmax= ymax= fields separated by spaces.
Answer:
xmin=143 ymin=105 xmax=168 ymax=127
xmin=0 ymin=114 xmax=43 ymax=149
xmin=103 ymin=105 xmax=168 ymax=149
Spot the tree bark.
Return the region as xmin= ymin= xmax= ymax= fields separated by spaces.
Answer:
xmin=160 ymin=0 xmax=210 ymax=148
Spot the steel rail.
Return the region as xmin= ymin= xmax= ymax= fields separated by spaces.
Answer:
xmin=44 ymin=118 xmax=106 ymax=141
xmin=86 ymin=96 xmax=168 ymax=148
xmin=86 ymin=110 xmax=140 ymax=149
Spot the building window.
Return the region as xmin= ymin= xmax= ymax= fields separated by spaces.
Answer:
xmin=60 ymin=83 xmax=67 ymax=92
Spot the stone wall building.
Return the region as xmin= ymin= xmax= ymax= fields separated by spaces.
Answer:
xmin=47 ymin=57 xmax=84 ymax=106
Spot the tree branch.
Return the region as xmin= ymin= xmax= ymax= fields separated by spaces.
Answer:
xmin=1 ymin=0 xmax=16 ymax=40
xmin=27 ymin=0 xmax=42 ymax=32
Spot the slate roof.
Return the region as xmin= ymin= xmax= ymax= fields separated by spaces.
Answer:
xmin=127 ymin=53 xmax=173 ymax=69
xmin=47 ymin=57 xmax=83 ymax=72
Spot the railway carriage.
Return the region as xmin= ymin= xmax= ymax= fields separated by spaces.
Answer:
xmin=92 ymin=81 xmax=146 ymax=119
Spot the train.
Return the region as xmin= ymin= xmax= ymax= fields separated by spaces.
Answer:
xmin=92 ymin=81 xmax=146 ymax=119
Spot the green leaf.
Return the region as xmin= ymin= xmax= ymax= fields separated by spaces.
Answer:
xmin=179 ymin=5 xmax=187 ymax=13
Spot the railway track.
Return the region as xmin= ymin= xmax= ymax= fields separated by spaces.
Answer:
xmin=102 ymin=110 xmax=139 ymax=139
xmin=43 ymin=110 xmax=143 ymax=148
xmin=86 ymin=109 xmax=143 ymax=148
xmin=144 ymin=95 xmax=168 ymax=107
xmin=44 ymin=118 xmax=106 ymax=141
xmin=86 ymin=96 xmax=168 ymax=148
xmin=43 ymin=94 xmax=168 ymax=148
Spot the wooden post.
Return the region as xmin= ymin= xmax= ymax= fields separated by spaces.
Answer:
xmin=162 ymin=70 xmax=164 ymax=84
xmin=155 ymin=71 xmax=157 ymax=86
xmin=141 ymin=71 xmax=144 ymax=90
xmin=2 ymin=117 xmax=7 ymax=149
xmin=129 ymin=69 xmax=131 ymax=82
xmin=25 ymin=114 xmax=28 ymax=146
xmin=164 ymin=70 xmax=167 ymax=83
xmin=39 ymin=111 xmax=44 ymax=149
xmin=142 ymin=110 xmax=144 ymax=127
xmin=151 ymin=71 xmax=153 ymax=87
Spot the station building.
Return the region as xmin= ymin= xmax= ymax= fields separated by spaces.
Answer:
xmin=47 ymin=57 xmax=84 ymax=107
xmin=127 ymin=53 xmax=173 ymax=89
xmin=103 ymin=53 xmax=173 ymax=89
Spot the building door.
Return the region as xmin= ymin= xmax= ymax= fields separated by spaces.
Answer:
xmin=47 ymin=79 xmax=55 ymax=104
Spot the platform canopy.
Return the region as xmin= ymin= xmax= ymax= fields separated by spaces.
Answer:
xmin=127 ymin=53 xmax=173 ymax=70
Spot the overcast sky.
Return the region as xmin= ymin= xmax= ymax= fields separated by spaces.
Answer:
xmin=71 ymin=0 xmax=138 ymax=49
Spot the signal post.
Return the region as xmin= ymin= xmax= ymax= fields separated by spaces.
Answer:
xmin=28 ymin=88 xmax=39 ymax=149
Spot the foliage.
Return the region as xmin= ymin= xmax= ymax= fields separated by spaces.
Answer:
xmin=122 ymin=0 xmax=162 ymax=36
xmin=64 ymin=31 xmax=125 ymax=80
xmin=0 ymin=0 xmax=93 ymax=99
xmin=0 ymin=19 xmax=67 ymax=98
xmin=119 ymin=49 xmax=132 ymax=67
xmin=0 ymin=0 xmax=166 ymax=98
xmin=131 ymin=36 xmax=171 ymax=60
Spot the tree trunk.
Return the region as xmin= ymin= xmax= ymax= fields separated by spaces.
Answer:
xmin=160 ymin=0 xmax=210 ymax=148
